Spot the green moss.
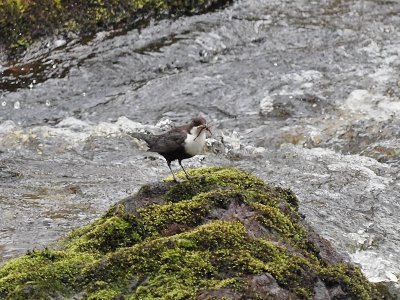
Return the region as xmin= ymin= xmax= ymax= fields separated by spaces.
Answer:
xmin=136 ymin=197 xmax=210 ymax=237
xmin=251 ymin=202 xmax=308 ymax=248
xmin=65 ymin=213 xmax=142 ymax=253
xmin=166 ymin=167 xmax=265 ymax=188
xmin=87 ymin=221 xmax=260 ymax=298
xmin=319 ymin=264 xmax=375 ymax=300
xmin=86 ymin=287 xmax=121 ymax=300
xmin=164 ymin=167 xmax=265 ymax=202
xmin=0 ymin=167 xmax=387 ymax=299
xmin=0 ymin=0 xmax=232 ymax=56
xmin=0 ymin=249 xmax=98 ymax=299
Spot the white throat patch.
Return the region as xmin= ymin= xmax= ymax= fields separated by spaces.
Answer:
xmin=184 ymin=126 xmax=206 ymax=156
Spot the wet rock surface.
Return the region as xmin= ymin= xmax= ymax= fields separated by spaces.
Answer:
xmin=1 ymin=0 xmax=400 ymax=295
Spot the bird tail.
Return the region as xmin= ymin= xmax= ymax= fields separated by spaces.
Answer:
xmin=127 ymin=132 xmax=156 ymax=146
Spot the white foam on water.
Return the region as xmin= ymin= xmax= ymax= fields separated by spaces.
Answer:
xmin=343 ymin=90 xmax=396 ymax=120
xmin=350 ymin=250 xmax=399 ymax=283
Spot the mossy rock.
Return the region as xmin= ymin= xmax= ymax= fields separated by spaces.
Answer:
xmin=0 ymin=0 xmax=232 ymax=57
xmin=0 ymin=167 xmax=392 ymax=299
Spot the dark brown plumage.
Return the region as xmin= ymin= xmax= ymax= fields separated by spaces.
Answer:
xmin=129 ymin=117 xmax=210 ymax=181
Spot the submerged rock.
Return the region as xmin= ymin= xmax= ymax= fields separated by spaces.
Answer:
xmin=0 ymin=167 xmax=391 ymax=299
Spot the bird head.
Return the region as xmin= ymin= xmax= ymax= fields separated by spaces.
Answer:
xmin=191 ymin=117 xmax=212 ymax=138
xmin=191 ymin=117 xmax=211 ymax=133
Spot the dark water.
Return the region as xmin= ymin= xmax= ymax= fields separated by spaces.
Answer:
xmin=1 ymin=0 xmax=400 ymax=292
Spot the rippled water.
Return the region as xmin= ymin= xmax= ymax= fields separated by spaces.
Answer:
xmin=1 ymin=0 xmax=400 ymax=294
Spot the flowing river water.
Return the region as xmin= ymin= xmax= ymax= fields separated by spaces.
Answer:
xmin=1 ymin=0 xmax=400 ymax=295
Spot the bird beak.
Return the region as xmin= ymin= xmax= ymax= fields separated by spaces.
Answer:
xmin=194 ymin=124 xmax=212 ymax=141
xmin=198 ymin=124 xmax=212 ymax=134
xmin=204 ymin=124 xmax=212 ymax=135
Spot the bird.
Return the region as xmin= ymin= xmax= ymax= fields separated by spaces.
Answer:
xmin=128 ymin=117 xmax=211 ymax=182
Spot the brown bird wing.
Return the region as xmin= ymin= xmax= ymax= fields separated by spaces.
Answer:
xmin=148 ymin=131 xmax=186 ymax=154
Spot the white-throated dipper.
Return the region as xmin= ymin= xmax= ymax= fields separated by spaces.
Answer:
xmin=129 ymin=117 xmax=211 ymax=181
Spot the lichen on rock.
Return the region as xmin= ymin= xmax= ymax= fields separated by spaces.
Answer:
xmin=0 ymin=167 xmax=392 ymax=299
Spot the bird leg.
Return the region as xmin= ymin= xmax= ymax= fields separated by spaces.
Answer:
xmin=178 ymin=160 xmax=191 ymax=180
xmin=167 ymin=161 xmax=179 ymax=182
